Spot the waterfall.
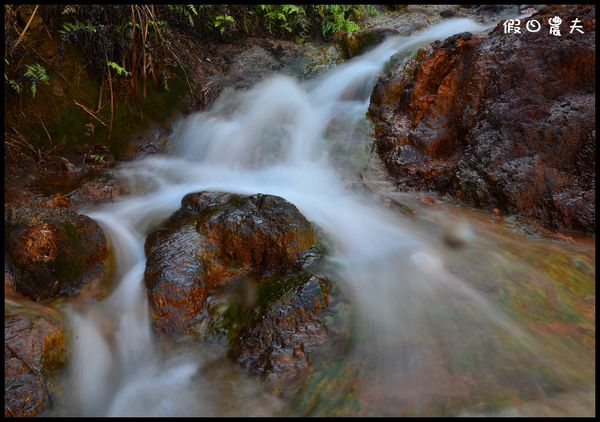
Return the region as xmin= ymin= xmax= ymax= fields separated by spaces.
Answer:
xmin=63 ymin=18 xmax=591 ymax=416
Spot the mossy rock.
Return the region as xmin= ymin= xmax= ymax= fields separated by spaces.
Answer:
xmin=340 ymin=28 xmax=399 ymax=59
xmin=5 ymin=204 xmax=108 ymax=302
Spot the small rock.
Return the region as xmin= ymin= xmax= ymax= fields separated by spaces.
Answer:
xmin=60 ymin=157 xmax=81 ymax=175
xmin=6 ymin=204 xmax=108 ymax=302
xmin=442 ymin=221 xmax=475 ymax=249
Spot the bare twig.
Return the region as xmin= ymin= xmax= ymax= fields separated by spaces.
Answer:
xmin=74 ymin=100 xmax=108 ymax=127
xmin=6 ymin=128 xmax=40 ymax=164
xmin=39 ymin=118 xmax=53 ymax=144
xmin=12 ymin=5 xmax=39 ymax=52
xmin=106 ymin=57 xmax=114 ymax=141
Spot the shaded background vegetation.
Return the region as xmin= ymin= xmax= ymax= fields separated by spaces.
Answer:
xmin=4 ymin=4 xmax=387 ymax=163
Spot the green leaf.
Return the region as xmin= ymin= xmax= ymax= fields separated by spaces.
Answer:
xmin=107 ymin=61 xmax=131 ymax=77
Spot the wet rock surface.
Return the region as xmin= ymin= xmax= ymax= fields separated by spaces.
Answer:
xmin=144 ymin=191 xmax=352 ymax=388
xmin=5 ymin=152 xmax=123 ymax=211
xmin=212 ymin=273 xmax=352 ymax=393
xmin=65 ymin=172 xmax=123 ymax=208
xmin=145 ymin=191 xmax=315 ymax=335
xmin=5 ymin=204 xmax=108 ymax=302
xmin=357 ymin=4 xmax=520 ymax=38
xmin=369 ymin=5 xmax=595 ymax=233
xmin=197 ymin=38 xmax=335 ymax=108
xmin=4 ymin=302 xmax=67 ymax=417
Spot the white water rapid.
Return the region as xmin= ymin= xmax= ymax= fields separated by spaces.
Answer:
xmin=61 ymin=17 xmax=593 ymax=416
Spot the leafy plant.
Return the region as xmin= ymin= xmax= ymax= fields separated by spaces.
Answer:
xmin=90 ymin=154 xmax=104 ymax=164
xmin=59 ymin=20 xmax=97 ymax=40
xmin=107 ymin=60 xmax=131 ymax=77
xmin=259 ymin=4 xmax=302 ymax=34
xmin=364 ymin=5 xmax=380 ymax=17
xmin=313 ymin=5 xmax=361 ymax=38
xmin=165 ymin=4 xmax=198 ymax=27
xmin=213 ymin=14 xmax=235 ymax=35
xmin=23 ymin=63 xmax=50 ymax=98
xmin=4 ymin=58 xmax=22 ymax=94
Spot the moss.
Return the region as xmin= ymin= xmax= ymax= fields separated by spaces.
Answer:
xmin=216 ymin=270 xmax=317 ymax=350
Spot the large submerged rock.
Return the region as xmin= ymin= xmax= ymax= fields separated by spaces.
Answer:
xmin=369 ymin=5 xmax=595 ymax=233
xmin=4 ymin=302 xmax=67 ymax=417
xmin=5 ymin=205 xmax=109 ymax=302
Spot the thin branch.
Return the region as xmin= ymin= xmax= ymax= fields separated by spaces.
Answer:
xmin=73 ymin=100 xmax=108 ymax=127
xmin=12 ymin=5 xmax=39 ymax=52
xmin=39 ymin=118 xmax=53 ymax=144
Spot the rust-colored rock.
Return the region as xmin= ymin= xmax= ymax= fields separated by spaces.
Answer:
xmin=5 ymin=204 xmax=108 ymax=302
xmin=145 ymin=191 xmax=315 ymax=335
xmin=144 ymin=191 xmax=352 ymax=388
xmin=4 ymin=303 xmax=67 ymax=417
xmin=369 ymin=5 xmax=595 ymax=233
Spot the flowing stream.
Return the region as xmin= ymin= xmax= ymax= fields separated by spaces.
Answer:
xmin=59 ymin=18 xmax=595 ymax=416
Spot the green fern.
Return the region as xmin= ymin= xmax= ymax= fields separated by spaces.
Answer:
xmin=8 ymin=79 xmax=23 ymax=94
xmin=259 ymin=5 xmax=302 ymax=34
xmin=166 ymin=4 xmax=198 ymax=27
xmin=213 ymin=15 xmax=235 ymax=35
xmin=344 ymin=20 xmax=360 ymax=33
xmin=364 ymin=5 xmax=380 ymax=17
xmin=24 ymin=63 xmax=50 ymax=98
xmin=315 ymin=5 xmax=362 ymax=37
xmin=59 ymin=20 xmax=97 ymax=39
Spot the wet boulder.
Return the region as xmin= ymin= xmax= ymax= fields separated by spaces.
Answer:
xmin=145 ymin=190 xmax=353 ymax=389
xmin=144 ymin=191 xmax=315 ymax=335
xmin=220 ymin=274 xmax=353 ymax=391
xmin=369 ymin=5 xmax=595 ymax=233
xmin=5 ymin=302 xmax=67 ymax=417
xmin=5 ymin=205 xmax=109 ymax=302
